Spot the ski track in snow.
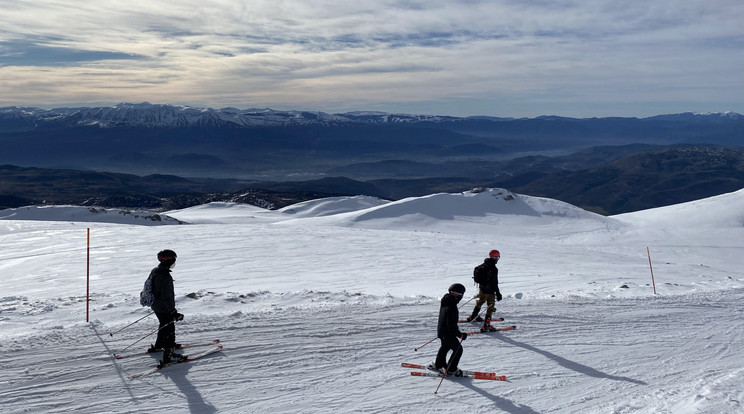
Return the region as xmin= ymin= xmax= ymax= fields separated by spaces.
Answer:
xmin=0 ymin=290 xmax=742 ymax=413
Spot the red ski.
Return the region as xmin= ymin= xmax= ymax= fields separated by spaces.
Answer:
xmin=402 ymin=362 xmax=505 ymax=380
xmin=458 ymin=317 xmax=504 ymax=323
xmin=465 ymin=325 xmax=517 ymax=335
xmin=410 ymin=371 xmax=507 ymax=381
xmin=127 ymin=344 xmax=223 ymax=379
xmin=114 ymin=339 xmax=220 ymax=359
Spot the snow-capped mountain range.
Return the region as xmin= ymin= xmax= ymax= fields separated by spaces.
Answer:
xmin=0 ymin=102 xmax=463 ymax=128
xmin=0 ymin=102 xmax=741 ymax=129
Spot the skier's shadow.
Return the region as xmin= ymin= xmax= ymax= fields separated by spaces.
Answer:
xmin=493 ymin=334 xmax=647 ymax=385
xmin=91 ymin=323 xmax=218 ymax=412
xmin=162 ymin=365 xmax=218 ymax=414
xmin=455 ymin=380 xmax=541 ymax=414
xmin=89 ymin=323 xmax=139 ymax=400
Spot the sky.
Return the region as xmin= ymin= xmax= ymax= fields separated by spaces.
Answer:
xmin=1 ymin=0 xmax=743 ymax=118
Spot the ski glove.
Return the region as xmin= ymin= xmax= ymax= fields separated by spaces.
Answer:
xmin=172 ymin=310 xmax=184 ymax=321
xmin=496 ymin=292 xmax=503 ymax=301
xmin=460 ymin=332 xmax=468 ymax=341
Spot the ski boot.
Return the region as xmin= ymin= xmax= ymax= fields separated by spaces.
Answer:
xmin=426 ymin=363 xmax=444 ymax=374
xmin=159 ymin=348 xmax=187 ymax=368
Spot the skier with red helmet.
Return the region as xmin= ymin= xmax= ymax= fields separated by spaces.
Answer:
xmin=427 ymin=283 xmax=468 ymax=377
xmin=466 ymin=249 xmax=503 ymax=332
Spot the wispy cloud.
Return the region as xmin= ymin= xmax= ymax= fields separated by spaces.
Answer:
xmin=0 ymin=39 xmax=144 ymax=66
xmin=0 ymin=0 xmax=742 ymax=117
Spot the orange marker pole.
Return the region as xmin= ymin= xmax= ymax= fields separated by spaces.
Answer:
xmin=86 ymin=228 xmax=90 ymax=322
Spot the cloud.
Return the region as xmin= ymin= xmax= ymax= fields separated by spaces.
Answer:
xmin=0 ymin=0 xmax=742 ymax=117
xmin=0 ymin=39 xmax=144 ymax=66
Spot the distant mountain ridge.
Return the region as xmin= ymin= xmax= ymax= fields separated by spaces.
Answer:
xmin=1 ymin=102 xmax=742 ymax=180
xmin=1 ymin=102 xmax=741 ymax=130
xmin=0 ymin=102 xmax=464 ymax=130
xmin=1 ymin=103 xmax=743 ymax=215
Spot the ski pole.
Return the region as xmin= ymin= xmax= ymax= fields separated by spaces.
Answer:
xmin=434 ymin=336 xmax=464 ymax=394
xmin=108 ymin=312 xmax=154 ymax=337
xmin=114 ymin=320 xmax=174 ymax=355
xmin=415 ymin=337 xmax=437 ymax=352
xmin=458 ymin=296 xmax=475 ymax=309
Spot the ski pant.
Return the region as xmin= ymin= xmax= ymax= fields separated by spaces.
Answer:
xmin=154 ymin=311 xmax=177 ymax=350
xmin=471 ymin=292 xmax=496 ymax=321
xmin=435 ymin=336 xmax=463 ymax=371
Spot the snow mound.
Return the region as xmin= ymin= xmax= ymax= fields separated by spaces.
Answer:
xmin=0 ymin=205 xmax=183 ymax=225
xmin=613 ymin=187 xmax=744 ymax=229
xmin=278 ymin=195 xmax=390 ymax=217
xmin=165 ymin=202 xmax=281 ymax=224
xmin=520 ymin=194 xmax=611 ymax=219
xmin=610 ymin=188 xmax=744 ymax=254
xmin=321 ymin=188 xmax=623 ymax=235
xmin=350 ymin=188 xmax=535 ymax=221
xmin=351 ymin=188 xmax=612 ymax=222
xmin=159 ymin=188 xmax=623 ymax=236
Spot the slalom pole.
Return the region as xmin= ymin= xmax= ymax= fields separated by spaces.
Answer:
xmin=647 ymin=247 xmax=657 ymax=295
xmin=434 ymin=337 xmax=464 ymax=395
xmin=114 ymin=320 xmax=174 ymax=355
xmin=109 ymin=312 xmax=155 ymax=337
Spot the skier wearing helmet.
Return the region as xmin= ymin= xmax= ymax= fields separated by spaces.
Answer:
xmin=148 ymin=249 xmax=186 ymax=366
xmin=466 ymin=249 xmax=503 ymax=332
xmin=427 ymin=283 xmax=468 ymax=377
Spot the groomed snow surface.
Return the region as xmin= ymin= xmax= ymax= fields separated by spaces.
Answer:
xmin=1 ymin=188 xmax=742 ymax=413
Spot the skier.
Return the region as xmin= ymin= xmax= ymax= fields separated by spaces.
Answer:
xmin=428 ymin=283 xmax=468 ymax=377
xmin=147 ymin=249 xmax=186 ymax=366
xmin=466 ymin=249 xmax=503 ymax=332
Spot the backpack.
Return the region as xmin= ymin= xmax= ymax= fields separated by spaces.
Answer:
xmin=473 ymin=263 xmax=488 ymax=284
xmin=139 ymin=273 xmax=155 ymax=307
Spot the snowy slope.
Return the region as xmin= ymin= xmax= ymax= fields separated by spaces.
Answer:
xmin=0 ymin=188 xmax=742 ymax=413
xmin=0 ymin=205 xmax=184 ymax=225
xmin=277 ymin=195 xmax=390 ymax=218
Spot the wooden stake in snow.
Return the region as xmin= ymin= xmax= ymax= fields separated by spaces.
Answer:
xmin=86 ymin=228 xmax=90 ymax=322
xmin=647 ymin=247 xmax=657 ymax=295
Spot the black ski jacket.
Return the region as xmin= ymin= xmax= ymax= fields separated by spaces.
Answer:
xmin=149 ymin=264 xmax=176 ymax=314
xmin=474 ymin=258 xmax=501 ymax=295
xmin=437 ymin=293 xmax=463 ymax=339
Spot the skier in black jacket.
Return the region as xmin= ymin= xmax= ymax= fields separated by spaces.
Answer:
xmin=466 ymin=249 xmax=503 ymax=332
xmin=148 ymin=249 xmax=186 ymax=365
xmin=428 ymin=283 xmax=468 ymax=377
